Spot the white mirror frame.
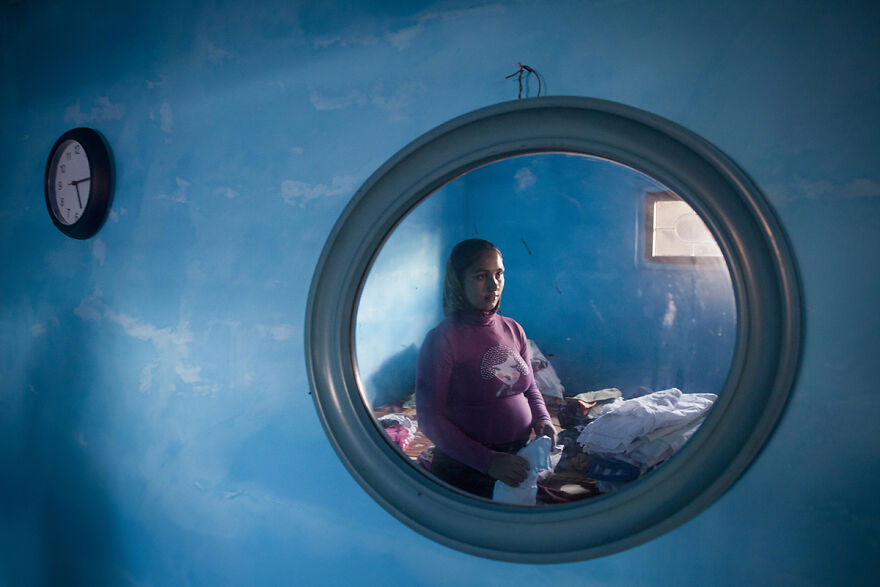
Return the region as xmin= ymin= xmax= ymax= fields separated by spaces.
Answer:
xmin=304 ymin=96 xmax=802 ymax=562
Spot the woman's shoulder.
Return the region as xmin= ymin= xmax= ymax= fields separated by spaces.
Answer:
xmin=496 ymin=312 xmax=519 ymax=325
xmin=497 ymin=313 xmax=525 ymax=331
xmin=495 ymin=313 xmax=529 ymax=346
xmin=422 ymin=315 xmax=457 ymax=343
xmin=418 ymin=317 xmax=460 ymax=363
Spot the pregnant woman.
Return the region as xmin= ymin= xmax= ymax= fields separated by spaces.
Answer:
xmin=416 ymin=238 xmax=557 ymax=498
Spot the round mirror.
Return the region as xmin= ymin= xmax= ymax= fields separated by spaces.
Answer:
xmin=356 ymin=153 xmax=736 ymax=504
xmin=305 ymin=97 xmax=801 ymax=561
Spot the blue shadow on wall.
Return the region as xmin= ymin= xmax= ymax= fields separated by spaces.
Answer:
xmin=0 ymin=325 xmax=121 ymax=585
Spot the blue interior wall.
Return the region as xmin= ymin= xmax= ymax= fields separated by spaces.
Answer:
xmin=1 ymin=1 xmax=878 ymax=585
xmin=356 ymin=192 xmax=448 ymax=407
xmin=453 ymin=154 xmax=735 ymax=397
xmin=361 ymin=153 xmax=734 ymax=408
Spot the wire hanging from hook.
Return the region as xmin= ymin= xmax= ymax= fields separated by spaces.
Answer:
xmin=506 ymin=63 xmax=543 ymax=99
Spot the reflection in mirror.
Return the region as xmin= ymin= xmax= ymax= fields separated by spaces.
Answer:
xmin=355 ymin=153 xmax=736 ymax=505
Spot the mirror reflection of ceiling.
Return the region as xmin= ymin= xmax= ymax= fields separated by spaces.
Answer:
xmin=356 ymin=154 xmax=736 ymax=417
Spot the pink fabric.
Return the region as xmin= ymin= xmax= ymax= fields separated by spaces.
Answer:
xmin=383 ymin=424 xmax=413 ymax=451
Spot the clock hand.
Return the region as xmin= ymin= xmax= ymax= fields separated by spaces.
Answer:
xmin=72 ymin=182 xmax=83 ymax=209
xmin=67 ymin=177 xmax=89 ymax=209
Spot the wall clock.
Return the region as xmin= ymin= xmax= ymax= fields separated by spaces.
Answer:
xmin=44 ymin=127 xmax=113 ymax=239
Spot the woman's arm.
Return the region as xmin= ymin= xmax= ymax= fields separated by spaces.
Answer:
xmin=513 ymin=322 xmax=551 ymax=422
xmin=416 ymin=328 xmax=496 ymax=474
xmin=513 ymin=321 xmax=556 ymax=445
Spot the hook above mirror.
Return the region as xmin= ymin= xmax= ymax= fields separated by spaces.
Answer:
xmin=305 ymin=96 xmax=801 ymax=562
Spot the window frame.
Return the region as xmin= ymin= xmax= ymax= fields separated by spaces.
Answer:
xmin=644 ymin=190 xmax=726 ymax=264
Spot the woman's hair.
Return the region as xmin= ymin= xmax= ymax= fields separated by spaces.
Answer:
xmin=442 ymin=238 xmax=501 ymax=315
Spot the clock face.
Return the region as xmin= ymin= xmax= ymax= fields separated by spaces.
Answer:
xmin=47 ymin=139 xmax=92 ymax=225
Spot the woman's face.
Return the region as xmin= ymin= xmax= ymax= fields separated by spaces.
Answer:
xmin=463 ymin=249 xmax=505 ymax=311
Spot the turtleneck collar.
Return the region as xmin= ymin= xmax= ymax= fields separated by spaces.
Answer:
xmin=455 ymin=308 xmax=497 ymax=326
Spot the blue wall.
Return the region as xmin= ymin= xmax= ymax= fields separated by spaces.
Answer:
xmin=1 ymin=1 xmax=878 ymax=585
xmin=449 ymin=154 xmax=735 ymax=397
xmin=359 ymin=154 xmax=735 ymax=408
xmin=356 ymin=191 xmax=447 ymax=407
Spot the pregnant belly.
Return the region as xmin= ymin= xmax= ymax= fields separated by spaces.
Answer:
xmin=452 ymin=393 xmax=534 ymax=446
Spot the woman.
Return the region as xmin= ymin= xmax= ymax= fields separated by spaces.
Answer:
xmin=416 ymin=239 xmax=557 ymax=498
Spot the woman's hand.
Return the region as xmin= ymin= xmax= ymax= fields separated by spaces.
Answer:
xmin=487 ymin=452 xmax=530 ymax=487
xmin=533 ymin=419 xmax=558 ymax=446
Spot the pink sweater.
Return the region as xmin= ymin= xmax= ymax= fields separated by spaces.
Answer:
xmin=416 ymin=310 xmax=551 ymax=474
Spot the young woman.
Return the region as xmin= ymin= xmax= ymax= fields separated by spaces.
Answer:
xmin=416 ymin=239 xmax=557 ymax=498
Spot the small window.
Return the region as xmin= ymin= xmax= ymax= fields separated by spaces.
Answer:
xmin=646 ymin=191 xmax=723 ymax=262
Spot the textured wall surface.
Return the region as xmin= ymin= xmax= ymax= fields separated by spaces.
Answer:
xmin=1 ymin=1 xmax=878 ymax=585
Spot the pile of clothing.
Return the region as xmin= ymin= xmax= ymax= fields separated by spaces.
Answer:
xmin=377 ymin=413 xmax=418 ymax=452
xmin=557 ymin=387 xmax=623 ymax=428
xmin=575 ymin=387 xmax=717 ymax=474
xmin=542 ymin=387 xmax=717 ymax=500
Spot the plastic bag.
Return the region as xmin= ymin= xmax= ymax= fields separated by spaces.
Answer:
xmin=492 ymin=436 xmax=563 ymax=505
xmin=527 ymin=340 xmax=564 ymax=400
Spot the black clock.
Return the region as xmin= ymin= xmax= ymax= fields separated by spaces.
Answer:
xmin=44 ymin=127 xmax=113 ymax=239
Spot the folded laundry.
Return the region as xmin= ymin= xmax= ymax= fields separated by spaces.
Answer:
xmin=625 ymin=415 xmax=708 ymax=469
xmin=576 ymin=388 xmax=716 ymax=472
